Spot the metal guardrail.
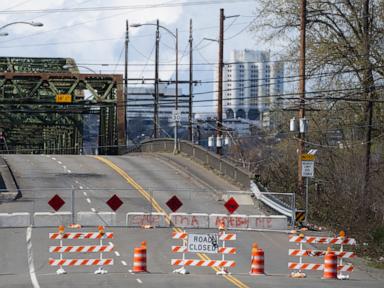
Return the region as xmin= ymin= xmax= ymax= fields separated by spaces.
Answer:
xmin=250 ymin=182 xmax=295 ymax=225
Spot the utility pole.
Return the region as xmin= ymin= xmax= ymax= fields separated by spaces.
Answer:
xmin=298 ymin=0 xmax=306 ymax=197
xmin=216 ymin=8 xmax=224 ymax=155
xmin=154 ymin=19 xmax=160 ymax=138
xmin=173 ymin=28 xmax=179 ymax=154
xmin=362 ymin=0 xmax=374 ymax=206
xmin=124 ymin=20 xmax=129 ymax=144
xmin=189 ymin=19 xmax=193 ymax=142
xmin=175 ymin=28 xmax=179 ymax=111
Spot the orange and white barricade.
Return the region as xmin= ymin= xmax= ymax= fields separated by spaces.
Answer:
xmin=49 ymin=225 xmax=113 ymax=275
xmin=171 ymin=230 xmax=236 ymax=275
xmin=288 ymin=231 xmax=355 ymax=279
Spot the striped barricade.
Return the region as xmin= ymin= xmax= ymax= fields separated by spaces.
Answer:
xmin=172 ymin=232 xmax=188 ymax=239
xmin=49 ymin=244 xmax=114 ymax=253
xmin=289 ymin=249 xmax=355 ymax=259
xmin=49 ymin=258 xmax=114 ymax=266
xmin=288 ymin=232 xmax=356 ymax=279
xmin=288 ymin=262 xmax=354 ymax=272
xmin=171 ymin=231 xmax=237 ymax=275
xmin=172 ymin=246 xmax=236 ymax=254
xmin=49 ymin=226 xmax=113 ymax=275
xmin=171 ymin=259 xmax=235 ymax=267
xmin=219 ymin=233 xmax=236 ymax=241
xmin=289 ymin=235 xmax=356 ymax=245
xmin=49 ymin=232 xmax=113 ymax=239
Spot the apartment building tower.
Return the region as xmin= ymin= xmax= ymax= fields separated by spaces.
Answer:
xmin=215 ymin=49 xmax=284 ymax=127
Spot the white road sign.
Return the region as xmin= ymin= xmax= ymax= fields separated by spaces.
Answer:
xmin=302 ymin=160 xmax=314 ymax=178
xmin=187 ymin=233 xmax=218 ymax=254
xmin=171 ymin=110 xmax=181 ymax=123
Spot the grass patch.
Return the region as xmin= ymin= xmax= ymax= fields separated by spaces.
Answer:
xmin=368 ymin=261 xmax=384 ymax=269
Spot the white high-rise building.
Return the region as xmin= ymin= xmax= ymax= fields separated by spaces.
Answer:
xmin=214 ymin=49 xmax=284 ymax=127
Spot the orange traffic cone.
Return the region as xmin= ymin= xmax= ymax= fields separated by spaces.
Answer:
xmin=249 ymin=243 xmax=265 ymax=275
xmin=133 ymin=241 xmax=147 ymax=273
xmin=218 ymin=219 xmax=226 ymax=231
xmin=323 ymin=248 xmax=337 ymax=279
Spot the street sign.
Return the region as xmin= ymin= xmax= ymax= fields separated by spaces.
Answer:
xmin=166 ymin=195 xmax=183 ymax=212
xmin=106 ymin=194 xmax=123 ymax=211
xmin=302 ymin=160 xmax=314 ymax=177
xmin=295 ymin=211 xmax=305 ymax=223
xmin=224 ymin=197 xmax=239 ymax=214
xmin=55 ymin=94 xmax=72 ymax=103
xmin=187 ymin=233 xmax=218 ymax=254
xmin=48 ymin=194 xmax=65 ymax=211
xmin=301 ymin=154 xmax=315 ymax=161
xmin=171 ymin=110 xmax=181 ymax=123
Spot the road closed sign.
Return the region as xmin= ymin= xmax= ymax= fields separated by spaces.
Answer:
xmin=187 ymin=233 xmax=218 ymax=254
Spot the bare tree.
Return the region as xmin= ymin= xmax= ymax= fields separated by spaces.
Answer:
xmin=253 ymin=0 xmax=384 ymax=208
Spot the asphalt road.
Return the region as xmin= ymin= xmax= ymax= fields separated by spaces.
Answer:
xmin=0 ymin=154 xmax=383 ymax=288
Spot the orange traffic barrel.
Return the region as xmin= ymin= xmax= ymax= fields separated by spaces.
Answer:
xmin=323 ymin=251 xmax=337 ymax=279
xmin=133 ymin=242 xmax=147 ymax=273
xmin=250 ymin=243 xmax=264 ymax=275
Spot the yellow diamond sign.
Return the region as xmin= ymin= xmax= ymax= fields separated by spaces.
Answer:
xmin=55 ymin=94 xmax=72 ymax=103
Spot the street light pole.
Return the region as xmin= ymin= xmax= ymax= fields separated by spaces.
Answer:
xmin=174 ymin=28 xmax=179 ymax=154
xmin=0 ymin=21 xmax=43 ymax=36
xmin=124 ymin=20 xmax=129 ymax=144
xmin=155 ymin=20 xmax=160 ymax=138
xmin=131 ymin=21 xmax=179 ymax=142
xmin=189 ymin=19 xmax=193 ymax=142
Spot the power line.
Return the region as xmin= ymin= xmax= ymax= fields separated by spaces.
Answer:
xmin=0 ymin=1 xmax=258 ymax=14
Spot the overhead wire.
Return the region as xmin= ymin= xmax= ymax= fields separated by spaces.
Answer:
xmin=0 ymin=0 xmax=176 ymax=46
xmin=0 ymin=1 xmax=258 ymax=14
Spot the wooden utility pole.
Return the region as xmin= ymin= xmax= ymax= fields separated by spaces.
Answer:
xmin=297 ymin=0 xmax=307 ymax=197
xmin=362 ymin=0 xmax=374 ymax=201
xmin=217 ymin=8 xmax=224 ymax=155
xmin=189 ymin=19 xmax=193 ymax=142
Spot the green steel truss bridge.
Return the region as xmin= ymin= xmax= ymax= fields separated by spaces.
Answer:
xmin=0 ymin=57 xmax=126 ymax=155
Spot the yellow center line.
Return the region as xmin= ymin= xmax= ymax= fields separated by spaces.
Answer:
xmin=94 ymin=156 xmax=249 ymax=288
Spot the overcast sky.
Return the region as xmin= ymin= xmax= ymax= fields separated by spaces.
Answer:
xmin=0 ymin=0 xmax=279 ymax=113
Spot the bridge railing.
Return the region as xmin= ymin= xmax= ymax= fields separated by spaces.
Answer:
xmin=134 ymin=139 xmax=254 ymax=189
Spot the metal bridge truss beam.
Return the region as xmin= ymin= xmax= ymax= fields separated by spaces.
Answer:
xmin=0 ymin=72 xmax=125 ymax=154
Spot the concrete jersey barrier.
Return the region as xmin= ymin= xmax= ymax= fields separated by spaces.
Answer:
xmin=170 ymin=213 xmax=209 ymax=228
xmin=0 ymin=211 xmax=287 ymax=230
xmin=0 ymin=212 xmax=30 ymax=227
xmin=77 ymin=212 xmax=116 ymax=226
xmin=126 ymin=212 xmax=168 ymax=227
xmin=33 ymin=212 xmax=72 ymax=227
